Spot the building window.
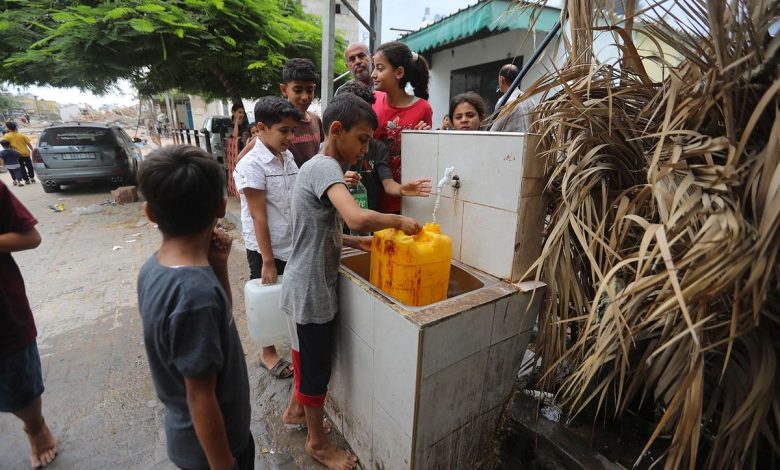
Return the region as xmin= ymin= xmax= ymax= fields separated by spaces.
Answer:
xmin=335 ymin=4 xmax=342 ymax=14
xmin=450 ymin=57 xmax=524 ymax=112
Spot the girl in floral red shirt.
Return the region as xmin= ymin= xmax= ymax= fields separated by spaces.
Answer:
xmin=371 ymin=41 xmax=433 ymax=213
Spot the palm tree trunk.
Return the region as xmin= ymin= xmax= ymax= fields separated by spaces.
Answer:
xmin=209 ymin=65 xmax=242 ymax=106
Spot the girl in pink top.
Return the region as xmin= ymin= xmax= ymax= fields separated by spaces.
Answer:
xmin=371 ymin=41 xmax=433 ymax=213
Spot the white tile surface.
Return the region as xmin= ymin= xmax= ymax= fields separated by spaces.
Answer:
xmin=372 ymin=400 xmax=413 ymax=469
xmin=339 ymin=322 xmax=374 ymax=467
xmin=416 ymin=350 xmax=489 ymax=450
xmin=480 ymin=335 xmax=523 ymax=413
xmin=373 ymin=299 xmax=420 ymax=436
xmin=460 ymin=203 xmax=518 ymax=280
xmin=401 ymin=131 xmax=439 ymax=187
xmin=437 ymin=132 xmax=525 ymax=212
xmin=420 ymin=303 xmax=494 ymax=379
xmin=339 ymin=277 xmax=375 ymax=348
xmin=491 ymin=292 xmax=530 ymax=345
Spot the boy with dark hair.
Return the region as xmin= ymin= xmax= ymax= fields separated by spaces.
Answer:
xmin=280 ymin=93 xmax=421 ymax=470
xmin=233 ymin=96 xmax=302 ymax=383
xmin=1 ymin=139 xmax=26 ymax=186
xmin=336 ymin=82 xmax=431 ymax=212
xmin=4 ymin=121 xmax=35 ymax=184
xmin=0 ymin=181 xmax=58 ymax=469
xmin=136 ymin=145 xmax=253 ymax=470
xmin=280 ymin=58 xmax=324 ymax=168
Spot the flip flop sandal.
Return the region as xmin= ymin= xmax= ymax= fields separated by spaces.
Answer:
xmin=262 ymin=358 xmax=293 ymax=379
xmin=284 ymin=417 xmax=333 ymax=435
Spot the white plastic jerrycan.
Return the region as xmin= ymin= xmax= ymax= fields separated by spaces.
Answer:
xmin=244 ymin=277 xmax=288 ymax=347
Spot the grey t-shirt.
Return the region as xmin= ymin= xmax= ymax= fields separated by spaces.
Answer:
xmin=137 ymin=255 xmax=250 ymax=469
xmin=281 ymin=154 xmax=346 ymax=324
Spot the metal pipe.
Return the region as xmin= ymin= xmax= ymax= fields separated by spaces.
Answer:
xmin=341 ymin=0 xmax=375 ymax=37
xmin=495 ymin=20 xmax=562 ymax=111
xmin=321 ymin=0 xmax=336 ymax=108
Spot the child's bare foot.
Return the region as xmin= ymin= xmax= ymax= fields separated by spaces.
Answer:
xmin=282 ymin=407 xmax=306 ymax=425
xmin=25 ymin=423 xmax=58 ymax=468
xmin=305 ymin=441 xmax=358 ymax=470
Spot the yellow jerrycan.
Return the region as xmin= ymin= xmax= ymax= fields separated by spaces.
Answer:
xmin=369 ymin=223 xmax=452 ymax=307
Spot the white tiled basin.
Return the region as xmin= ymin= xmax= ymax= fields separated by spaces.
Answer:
xmin=327 ymin=251 xmax=546 ymax=469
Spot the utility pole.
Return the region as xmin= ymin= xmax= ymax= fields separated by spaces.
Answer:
xmin=321 ymin=0 xmax=336 ymax=108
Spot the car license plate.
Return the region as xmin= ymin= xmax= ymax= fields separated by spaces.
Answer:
xmin=62 ymin=153 xmax=97 ymax=160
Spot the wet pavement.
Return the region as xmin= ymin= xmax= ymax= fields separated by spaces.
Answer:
xmin=0 ymin=168 xmax=350 ymax=469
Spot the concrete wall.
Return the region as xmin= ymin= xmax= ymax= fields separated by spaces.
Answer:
xmin=301 ymin=0 xmax=360 ymax=43
xmin=426 ymin=29 xmax=555 ymax=126
xmin=189 ymin=96 xmax=230 ymax=130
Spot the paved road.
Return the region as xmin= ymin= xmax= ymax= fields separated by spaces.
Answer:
xmin=0 ymin=169 xmax=348 ymax=469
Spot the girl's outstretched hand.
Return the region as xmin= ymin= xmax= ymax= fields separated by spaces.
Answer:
xmin=400 ymin=178 xmax=432 ymax=197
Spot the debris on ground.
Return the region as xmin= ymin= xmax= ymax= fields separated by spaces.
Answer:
xmin=112 ymin=246 xmax=123 ymax=251
xmin=73 ymin=204 xmax=104 ymax=215
xmin=217 ymin=219 xmax=235 ymax=231
xmin=48 ymin=204 xmax=65 ymax=212
xmin=111 ymin=186 xmax=139 ymax=204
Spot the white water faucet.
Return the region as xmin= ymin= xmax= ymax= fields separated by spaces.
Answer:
xmin=438 ymin=166 xmax=460 ymax=189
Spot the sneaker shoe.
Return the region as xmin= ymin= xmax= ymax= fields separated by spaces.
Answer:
xmin=12 ymin=180 xmax=18 ymax=186
xmin=24 ymin=179 xmax=31 ymax=184
xmin=18 ymin=181 xmax=25 ymax=186
xmin=29 ymin=178 xmax=36 ymax=183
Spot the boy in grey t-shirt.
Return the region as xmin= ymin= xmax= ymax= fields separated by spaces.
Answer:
xmin=280 ymin=94 xmax=420 ymax=470
xmin=136 ymin=145 xmax=252 ymax=470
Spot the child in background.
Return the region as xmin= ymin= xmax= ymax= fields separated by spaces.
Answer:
xmin=1 ymin=140 xmax=25 ymax=186
xmin=370 ymin=41 xmax=433 ymax=213
xmin=449 ymin=92 xmax=487 ymax=131
xmin=0 ymin=181 xmax=58 ymax=469
xmin=4 ymin=122 xmax=35 ymax=184
xmin=281 ymin=93 xmax=421 ymax=470
xmin=280 ymin=58 xmax=324 ymax=168
xmin=136 ymin=145 xmax=253 ymax=470
xmin=231 ymin=104 xmax=250 ymax=150
xmin=336 ymin=81 xmax=432 ymax=212
xmin=233 ymin=96 xmax=302 ymax=381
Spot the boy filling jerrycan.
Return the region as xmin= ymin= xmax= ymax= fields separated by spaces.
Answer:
xmin=369 ymin=223 xmax=452 ymax=307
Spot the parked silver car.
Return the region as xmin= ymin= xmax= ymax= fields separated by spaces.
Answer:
xmin=32 ymin=123 xmax=142 ymax=193
xmin=200 ymin=116 xmax=232 ymax=161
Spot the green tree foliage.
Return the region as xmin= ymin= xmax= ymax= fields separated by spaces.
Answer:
xmin=0 ymin=0 xmax=347 ymax=104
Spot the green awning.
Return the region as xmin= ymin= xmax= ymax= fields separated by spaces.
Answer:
xmin=401 ymin=0 xmax=560 ymax=54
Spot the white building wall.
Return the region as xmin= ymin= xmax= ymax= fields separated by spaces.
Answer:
xmin=426 ymin=29 xmax=558 ymax=127
xmin=189 ymin=96 xmax=231 ymax=130
xmin=301 ymin=0 xmax=360 ymax=43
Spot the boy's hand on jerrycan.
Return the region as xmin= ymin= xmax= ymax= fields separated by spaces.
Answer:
xmin=208 ymin=227 xmax=233 ymax=267
xmin=261 ymin=260 xmax=278 ymax=285
xmin=399 ymin=216 xmax=422 ymax=236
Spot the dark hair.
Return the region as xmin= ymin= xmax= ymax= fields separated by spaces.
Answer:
xmin=5 ymin=121 xmax=17 ymax=131
xmin=449 ymin=92 xmax=487 ymax=122
xmin=499 ymin=64 xmax=520 ymax=84
xmin=0 ymin=140 xmax=10 ymax=148
xmin=322 ymin=93 xmax=378 ymax=135
xmin=138 ymin=145 xmax=225 ymax=236
xmin=231 ymin=103 xmax=244 ymax=113
xmin=375 ymin=41 xmax=430 ymax=100
xmin=282 ymin=58 xmax=320 ymax=84
xmin=335 ymin=80 xmax=376 ymax=105
xmin=253 ymin=96 xmax=303 ymax=127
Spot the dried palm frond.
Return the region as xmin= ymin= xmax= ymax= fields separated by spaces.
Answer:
xmin=510 ymin=0 xmax=780 ymax=468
